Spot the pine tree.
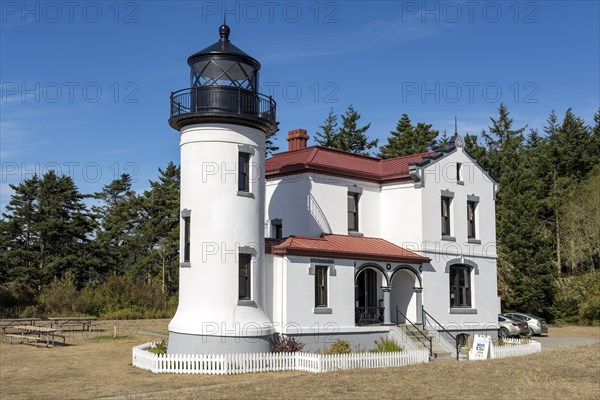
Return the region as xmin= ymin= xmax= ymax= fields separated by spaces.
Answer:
xmin=0 ymin=176 xmax=41 ymax=287
xmin=92 ymin=174 xmax=141 ymax=278
xmin=484 ymin=104 xmax=554 ymax=317
xmin=336 ymin=105 xmax=377 ymax=155
xmin=1 ymin=172 xmax=94 ymax=288
xmin=36 ymin=171 xmax=94 ymax=285
xmin=378 ymin=114 xmax=439 ymax=158
xmin=314 ymin=108 xmax=339 ymax=148
xmin=134 ymin=162 xmax=180 ymax=295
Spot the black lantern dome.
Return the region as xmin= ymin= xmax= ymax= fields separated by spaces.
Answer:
xmin=169 ymin=24 xmax=276 ymax=133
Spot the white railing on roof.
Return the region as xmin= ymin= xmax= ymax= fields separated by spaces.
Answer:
xmin=132 ymin=343 xmax=429 ymax=374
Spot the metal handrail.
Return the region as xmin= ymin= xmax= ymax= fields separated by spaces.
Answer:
xmin=169 ymin=86 xmax=276 ymax=124
xmin=422 ymin=308 xmax=459 ymax=361
xmin=355 ymin=306 xmax=384 ymax=326
xmin=396 ymin=306 xmax=432 ymax=359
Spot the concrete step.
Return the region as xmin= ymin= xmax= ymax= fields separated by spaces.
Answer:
xmin=396 ymin=324 xmax=455 ymax=360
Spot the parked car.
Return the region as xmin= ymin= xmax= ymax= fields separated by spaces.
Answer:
xmin=498 ymin=314 xmax=529 ymax=338
xmin=504 ymin=312 xmax=548 ymax=336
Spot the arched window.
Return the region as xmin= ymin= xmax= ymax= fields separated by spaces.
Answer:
xmin=449 ymin=265 xmax=471 ymax=308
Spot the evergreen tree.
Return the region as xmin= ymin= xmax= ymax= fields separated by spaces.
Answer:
xmin=463 ymin=133 xmax=488 ymax=168
xmin=92 ymin=174 xmax=141 ymax=278
xmin=266 ymin=122 xmax=280 ymax=155
xmin=336 ymin=105 xmax=377 ymax=155
xmin=314 ymin=105 xmax=377 ymax=155
xmin=435 ymin=129 xmax=450 ymax=151
xmin=1 ymin=172 xmax=94 ymax=288
xmin=378 ymin=114 xmax=438 ymax=158
xmin=314 ymin=108 xmax=339 ymax=148
xmin=36 ymin=171 xmax=94 ymax=285
xmin=484 ymin=104 xmax=554 ymax=317
xmin=134 ymin=163 xmax=180 ymax=295
xmin=542 ymin=108 xmax=597 ymax=274
xmin=0 ymin=176 xmax=41 ymax=287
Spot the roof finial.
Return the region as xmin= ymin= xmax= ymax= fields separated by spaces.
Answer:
xmin=454 ymin=115 xmax=458 ymax=135
xmin=219 ymin=15 xmax=230 ymax=41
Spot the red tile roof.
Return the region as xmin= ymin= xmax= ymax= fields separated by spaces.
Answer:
xmin=265 ymin=234 xmax=430 ymax=264
xmin=265 ymin=146 xmax=433 ymax=183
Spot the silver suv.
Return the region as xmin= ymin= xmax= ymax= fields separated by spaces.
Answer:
xmin=504 ymin=312 xmax=548 ymax=336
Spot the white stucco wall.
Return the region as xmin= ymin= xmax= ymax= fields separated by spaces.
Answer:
xmin=264 ymin=144 xmax=499 ymax=332
xmin=169 ymin=123 xmax=271 ymax=337
xmin=417 ymin=145 xmax=498 ymax=329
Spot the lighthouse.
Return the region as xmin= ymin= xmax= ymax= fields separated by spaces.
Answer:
xmin=167 ymin=24 xmax=277 ymax=354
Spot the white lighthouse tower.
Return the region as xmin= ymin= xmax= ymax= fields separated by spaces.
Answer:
xmin=167 ymin=24 xmax=276 ymax=354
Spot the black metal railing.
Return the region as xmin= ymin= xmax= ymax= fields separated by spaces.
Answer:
xmin=397 ymin=306 xmax=433 ymax=359
xmin=422 ymin=307 xmax=459 ymax=361
xmin=355 ymin=306 xmax=384 ymax=326
xmin=170 ymin=86 xmax=276 ymax=124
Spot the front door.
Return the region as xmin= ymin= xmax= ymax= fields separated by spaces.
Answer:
xmin=356 ymin=268 xmax=378 ymax=308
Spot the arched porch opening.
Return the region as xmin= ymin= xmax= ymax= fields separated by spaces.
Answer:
xmin=354 ymin=265 xmax=386 ymax=325
xmin=390 ymin=268 xmax=421 ymax=324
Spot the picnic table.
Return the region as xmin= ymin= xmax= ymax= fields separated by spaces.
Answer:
xmin=5 ymin=325 xmax=65 ymax=347
xmin=0 ymin=318 xmax=40 ymax=334
xmin=48 ymin=317 xmax=97 ymax=331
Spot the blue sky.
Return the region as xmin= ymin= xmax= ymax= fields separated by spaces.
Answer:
xmin=1 ymin=1 xmax=599 ymax=209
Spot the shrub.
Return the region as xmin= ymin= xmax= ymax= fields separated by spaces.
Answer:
xmin=553 ymin=271 xmax=600 ymax=325
xmin=0 ymin=283 xmax=37 ymax=317
xmin=270 ymin=333 xmax=305 ymax=353
xmin=327 ymin=339 xmax=352 ymax=354
xmin=38 ymin=272 xmax=92 ymax=316
xmin=369 ymin=336 xmax=404 ymax=353
xmin=148 ymin=340 xmax=168 ymax=355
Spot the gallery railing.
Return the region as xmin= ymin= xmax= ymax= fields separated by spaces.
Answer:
xmin=170 ymin=86 xmax=276 ymax=123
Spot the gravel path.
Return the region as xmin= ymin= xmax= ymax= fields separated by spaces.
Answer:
xmin=534 ymin=335 xmax=600 ymax=350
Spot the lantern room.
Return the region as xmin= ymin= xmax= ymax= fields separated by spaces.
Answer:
xmin=168 ymin=24 xmax=276 ymax=133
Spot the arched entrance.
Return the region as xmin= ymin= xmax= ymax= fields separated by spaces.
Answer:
xmin=355 ymin=266 xmax=386 ymax=325
xmin=390 ymin=268 xmax=421 ymax=324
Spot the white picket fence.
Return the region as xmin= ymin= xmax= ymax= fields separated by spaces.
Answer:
xmin=132 ymin=343 xmax=429 ymax=374
xmin=492 ymin=339 xmax=542 ymax=359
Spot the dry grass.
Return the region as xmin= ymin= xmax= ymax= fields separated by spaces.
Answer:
xmin=1 ymin=321 xmax=599 ymax=400
xmin=548 ymin=325 xmax=600 ymax=338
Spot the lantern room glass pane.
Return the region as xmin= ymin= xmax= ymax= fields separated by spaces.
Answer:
xmin=190 ymin=58 xmax=258 ymax=91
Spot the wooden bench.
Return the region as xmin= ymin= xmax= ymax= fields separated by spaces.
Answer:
xmin=5 ymin=333 xmax=42 ymax=347
xmin=9 ymin=326 xmax=66 ymax=347
xmin=48 ymin=317 xmax=97 ymax=331
xmin=0 ymin=318 xmax=40 ymax=334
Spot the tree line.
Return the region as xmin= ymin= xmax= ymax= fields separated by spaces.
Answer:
xmin=1 ymin=104 xmax=598 ymax=323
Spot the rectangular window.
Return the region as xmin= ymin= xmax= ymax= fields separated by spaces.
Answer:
xmin=441 ymin=196 xmax=451 ymax=236
xmin=456 ymin=162 xmax=463 ymax=182
xmin=467 ymin=201 xmax=477 ymax=239
xmin=183 ymin=216 xmax=191 ymax=262
xmin=238 ymin=152 xmax=250 ymax=192
xmin=274 ymin=222 xmax=283 ymax=239
xmin=348 ymin=192 xmax=359 ymax=232
xmin=238 ymin=253 xmax=251 ymax=300
xmin=315 ymin=265 xmax=328 ymax=307
xmin=450 ymin=265 xmax=471 ymax=308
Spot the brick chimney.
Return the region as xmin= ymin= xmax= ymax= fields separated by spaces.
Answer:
xmin=286 ymin=129 xmax=309 ymax=151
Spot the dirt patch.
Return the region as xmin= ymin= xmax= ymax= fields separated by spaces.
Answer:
xmin=1 ymin=320 xmax=599 ymax=400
